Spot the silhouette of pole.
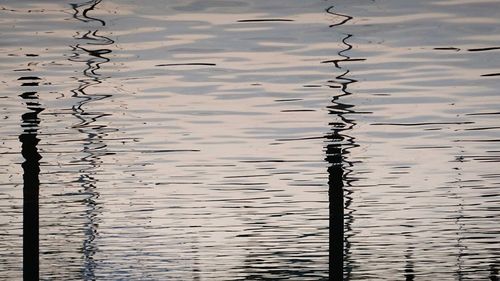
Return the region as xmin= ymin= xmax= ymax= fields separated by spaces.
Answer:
xmin=490 ymin=263 xmax=498 ymax=281
xmin=327 ymin=135 xmax=344 ymax=280
xmin=19 ymin=77 xmax=43 ymax=281
xmin=325 ymin=6 xmax=358 ymax=280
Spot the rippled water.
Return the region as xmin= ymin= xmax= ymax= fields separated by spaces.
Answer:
xmin=0 ymin=0 xmax=499 ymax=280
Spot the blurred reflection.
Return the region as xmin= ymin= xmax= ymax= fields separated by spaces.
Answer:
xmin=404 ymin=248 xmax=415 ymax=281
xmin=452 ymin=158 xmax=466 ymax=281
xmin=19 ymin=73 xmax=43 ymax=280
xmin=69 ymin=0 xmax=113 ymax=279
xmin=490 ymin=263 xmax=498 ymax=281
xmin=325 ymin=5 xmax=359 ymax=281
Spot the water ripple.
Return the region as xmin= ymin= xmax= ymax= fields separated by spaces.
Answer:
xmin=0 ymin=0 xmax=499 ymax=280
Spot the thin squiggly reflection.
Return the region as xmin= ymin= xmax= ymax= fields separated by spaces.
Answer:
xmin=70 ymin=0 xmax=106 ymax=26
xmin=19 ymin=71 xmax=43 ymax=281
xmin=69 ymin=1 xmax=113 ymax=279
xmin=325 ymin=6 xmax=362 ymax=281
xmin=452 ymin=157 xmax=466 ymax=281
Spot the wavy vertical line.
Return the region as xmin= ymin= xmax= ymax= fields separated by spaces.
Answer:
xmin=70 ymin=0 xmax=105 ymax=26
xmin=68 ymin=1 xmax=113 ymax=279
xmin=326 ymin=6 xmax=353 ymax=28
xmin=325 ymin=5 xmax=362 ymax=281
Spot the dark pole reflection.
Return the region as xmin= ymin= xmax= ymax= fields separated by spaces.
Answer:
xmin=69 ymin=0 xmax=113 ymax=279
xmin=451 ymin=157 xmax=466 ymax=281
xmin=326 ymin=129 xmax=344 ymax=280
xmin=325 ymin=6 xmax=361 ymax=281
xmin=490 ymin=263 xmax=498 ymax=281
xmin=325 ymin=60 xmax=358 ymax=281
xmin=404 ymin=247 xmax=415 ymax=281
xmin=19 ymin=74 xmax=43 ymax=280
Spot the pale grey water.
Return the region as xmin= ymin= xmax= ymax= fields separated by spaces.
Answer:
xmin=0 ymin=0 xmax=499 ymax=280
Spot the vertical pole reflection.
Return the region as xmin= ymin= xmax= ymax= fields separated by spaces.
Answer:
xmin=490 ymin=263 xmax=498 ymax=281
xmin=325 ymin=74 xmax=357 ymax=281
xmin=327 ymin=133 xmax=344 ymax=280
xmin=404 ymin=247 xmax=415 ymax=281
xmin=69 ymin=1 xmax=112 ymax=279
xmin=19 ymin=75 xmax=43 ymax=281
xmin=325 ymin=5 xmax=360 ymax=281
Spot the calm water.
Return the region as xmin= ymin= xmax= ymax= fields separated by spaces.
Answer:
xmin=0 ymin=0 xmax=499 ymax=280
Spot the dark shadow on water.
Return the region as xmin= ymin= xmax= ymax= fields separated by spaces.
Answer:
xmin=19 ymin=73 xmax=43 ymax=280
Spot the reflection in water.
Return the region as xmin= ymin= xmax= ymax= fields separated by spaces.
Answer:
xmin=325 ymin=5 xmax=359 ymax=280
xmin=491 ymin=263 xmax=498 ymax=281
xmin=330 ymin=1 xmax=500 ymax=279
xmin=404 ymin=247 xmax=415 ymax=281
xmin=326 ymin=126 xmax=344 ymax=281
xmin=1 ymin=0 xmax=500 ymax=279
xmin=69 ymin=0 xmax=113 ymax=279
xmin=453 ymin=164 xmax=466 ymax=281
xmin=19 ymin=73 xmax=43 ymax=280
xmin=70 ymin=0 xmax=106 ymax=26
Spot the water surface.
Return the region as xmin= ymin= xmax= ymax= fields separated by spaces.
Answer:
xmin=0 ymin=0 xmax=499 ymax=280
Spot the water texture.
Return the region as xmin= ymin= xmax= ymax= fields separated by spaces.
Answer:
xmin=0 ymin=0 xmax=499 ymax=280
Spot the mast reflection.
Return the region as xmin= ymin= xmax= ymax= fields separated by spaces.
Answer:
xmin=404 ymin=247 xmax=415 ymax=281
xmin=69 ymin=0 xmax=113 ymax=279
xmin=325 ymin=5 xmax=360 ymax=281
xmin=19 ymin=74 xmax=43 ymax=280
